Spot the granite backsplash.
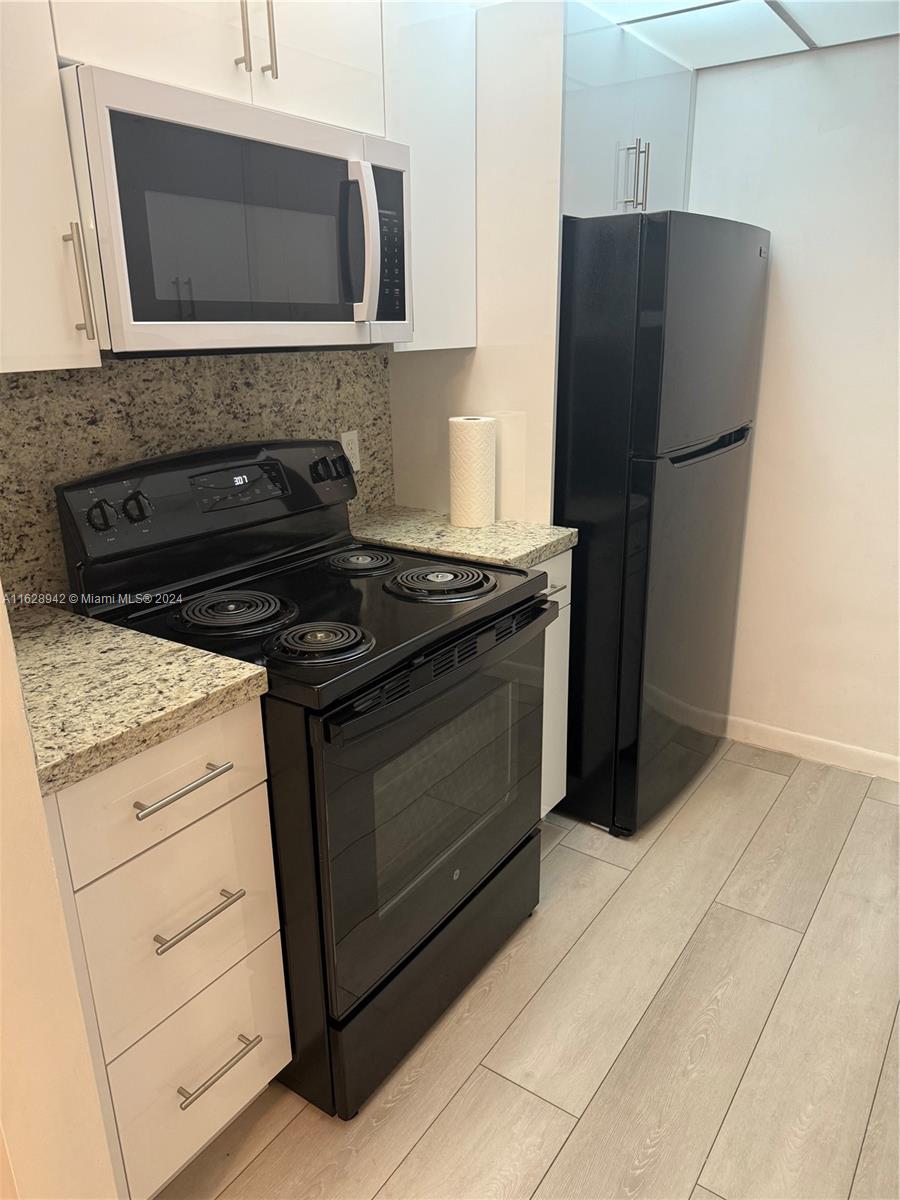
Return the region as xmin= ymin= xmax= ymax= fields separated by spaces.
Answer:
xmin=0 ymin=349 xmax=393 ymax=596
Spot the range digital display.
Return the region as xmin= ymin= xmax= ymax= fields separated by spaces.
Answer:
xmin=190 ymin=462 xmax=289 ymax=512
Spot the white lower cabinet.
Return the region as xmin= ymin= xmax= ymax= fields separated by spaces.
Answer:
xmin=76 ymin=783 xmax=281 ymax=1062
xmin=541 ymin=551 xmax=573 ymax=816
xmin=108 ymin=934 xmax=290 ymax=1200
xmin=46 ymin=701 xmax=291 ymax=1199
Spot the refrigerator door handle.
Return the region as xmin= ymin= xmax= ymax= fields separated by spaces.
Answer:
xmin=668 ymin=425 xmax=751 ymax=467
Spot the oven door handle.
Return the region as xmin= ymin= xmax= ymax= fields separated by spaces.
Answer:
xmin=322 ymin=600 xmax=558 ymax=748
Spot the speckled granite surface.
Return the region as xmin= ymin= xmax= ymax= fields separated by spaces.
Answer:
xmin=10 ymin=606 xmax=267 ymax=794
xmin=0 ymin=349 xmax=393 ymax=597
xmin=351 ymin=507 xmax=577 ymax=569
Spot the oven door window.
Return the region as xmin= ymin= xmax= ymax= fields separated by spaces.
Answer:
xmin=313 ymin=632 xmax=545 ymax=1018
xmin=109 ymin=111 xmax=363 ymax=323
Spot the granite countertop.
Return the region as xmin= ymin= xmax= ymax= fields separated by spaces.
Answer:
xmin=351 ymin=506 xmax=578 ymax=569
xmin=10 ymin=606 xmax=267 ymax=794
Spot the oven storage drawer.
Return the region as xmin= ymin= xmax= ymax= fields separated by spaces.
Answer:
xmin=57 ymin=700 xmax=266 ymax=889
xmin=107 ymin=933 xmax=291 ymax=1200
xmin=75 ymin=783 xmax=280 ymax=1062
xmin=311 ymin=609 xmax=550 ymax=1019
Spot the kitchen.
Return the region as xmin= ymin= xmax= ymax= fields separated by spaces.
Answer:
xmin=0 ymin=3 xmax=897 ymax=1199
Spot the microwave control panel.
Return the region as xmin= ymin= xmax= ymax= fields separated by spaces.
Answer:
xmin=374 ymin=165 xmax=406 ymax=322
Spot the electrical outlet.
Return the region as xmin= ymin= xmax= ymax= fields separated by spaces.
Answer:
xmin=340 ymin=430 xmax=361 ymax=473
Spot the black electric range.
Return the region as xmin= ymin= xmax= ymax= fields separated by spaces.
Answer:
xmin=56 ymin=439 xmax=556 ymax=1118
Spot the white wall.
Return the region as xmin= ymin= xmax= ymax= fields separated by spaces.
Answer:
xmin=689 ymin=37 xmax=899 ymax=777
xmin=389 ymin=1 xmax=564 ymax=523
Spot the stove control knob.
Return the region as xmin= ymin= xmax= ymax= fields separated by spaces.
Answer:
xmin=331 ymin=454 xmax=352 ymax=479
xmin=85 ymin=498 xmax=118 ymax=532
xmin=122 ymin=490 xmax=153 ymax=523
xmin=310 ymin=456 xmax=334 ymax=483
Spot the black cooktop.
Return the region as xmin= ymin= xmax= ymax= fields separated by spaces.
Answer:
xmin=128 ymin=542 xmax=542 ymax=708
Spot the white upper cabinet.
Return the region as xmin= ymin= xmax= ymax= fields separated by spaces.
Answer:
xmin=248 ymin=1 xmax=384 ymax=134
xmin=50 ymin=1 xmax=254 ymax=102
xmin=1 ymin=0 xmax=101 ymax=373
xmin=562 ymin=3 xmax=694 ymax=217
xmin=384 ymin=1 xmax=476 ymax=351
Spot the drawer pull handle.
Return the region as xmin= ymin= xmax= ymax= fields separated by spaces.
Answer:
xmin=544 ymin=583 xmax=567 ymax=597
xmin=177 ymin=1033 xmax=262 ymax=1110
xmin=153 ymin=888 xmax=246 ymax=956
xmin=133 ymin=761 xmax=234 ymax=821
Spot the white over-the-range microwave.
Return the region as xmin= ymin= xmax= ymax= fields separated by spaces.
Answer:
xmin=60 ymin=66 xmax=412 ymax=353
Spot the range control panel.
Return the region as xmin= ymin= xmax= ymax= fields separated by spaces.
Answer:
xmin=58 ymin=440 xmax=356 ymax=559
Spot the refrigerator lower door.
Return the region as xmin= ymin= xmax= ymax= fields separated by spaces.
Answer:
xmin=615 ymin=426 xmax=753 ymax=834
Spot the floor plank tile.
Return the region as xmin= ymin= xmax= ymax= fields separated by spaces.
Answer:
xmin=220 ymin=848 xmax=626 ymax=1200
xmin=539 ymin=820 xmax=567 ymax=860
xmin=560 ymin=740 xmax=729 ymax=871
xmin=851 ymin=1008 xmax=899 ymax=1200
xmin=484 ymin=760 xmax=785 ymax=1116
xmin=718 ymin=760 xmax=868 ymax=931
xmin=701 ymin=798 xmax=899 ymax=1200
xmin=867 ymin=776 xmax=899 ymax=806
xmin=543 ymin=808 xmax=576 ymax=831
xmin=726 ymin=743 xmax=800 ymax=776
xmin=157 ymin=1084 xmax=305 ymax=1200
xmin=535 ymin=904 xmax=798 ymax=1200
xmin=376 ymin=1067 xmax=574 ymax=1200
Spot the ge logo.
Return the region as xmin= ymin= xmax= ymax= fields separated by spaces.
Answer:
xmin=452 ymin=868 xmax=461 ymax=882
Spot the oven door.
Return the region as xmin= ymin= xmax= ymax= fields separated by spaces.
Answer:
xmin=311 ymin=609 xmax=552 ymax=1019
xmin=69 ymin=66 xmax=410 ymax=352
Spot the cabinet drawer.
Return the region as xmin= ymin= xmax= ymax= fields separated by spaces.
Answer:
xmin=76 ymin=784 xmax=280 ymax=1062
xmin=107 ymin=933 xmax=291 ymax=1200
xmin=58 ymin=700 xmax=266 ymax=889
xmin=542 ymin=550 xmax=572 ymax=608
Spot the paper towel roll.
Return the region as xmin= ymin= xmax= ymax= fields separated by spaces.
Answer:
xmin=449 ymin=416 xmax=496 ymax=528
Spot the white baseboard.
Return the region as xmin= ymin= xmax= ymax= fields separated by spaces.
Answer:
xmin=644 ymin=683 xmax=899 ymax=782
xmin=725 ymin=713 xmax=899 ymax=783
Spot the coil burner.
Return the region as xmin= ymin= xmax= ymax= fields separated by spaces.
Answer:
xmin=265 ymin=621 xmax=375 ymax=665
xmin=384 ymin=566 xmax=497 ymax=603
xmin=328 ymin=550 xmax=397 ymax=576
xmin=173 ymin=590 xmax=299 ymax=637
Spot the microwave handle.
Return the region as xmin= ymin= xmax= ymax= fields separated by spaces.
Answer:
xmin=347 ymin=161 xmax=380 ymax=322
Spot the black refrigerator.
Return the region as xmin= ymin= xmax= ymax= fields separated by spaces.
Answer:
xmin=554 ymin=210 xmax=770 ymax=835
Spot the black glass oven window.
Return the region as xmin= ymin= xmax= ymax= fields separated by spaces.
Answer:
xmin=109 ymin=111 xmax=363 ymax=323
xmin=319 ymin=631 xmax=544 ymax=1017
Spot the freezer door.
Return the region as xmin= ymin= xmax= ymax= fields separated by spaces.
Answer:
xmin=615 ymin=426 xmax=752 ymax=833
xmin=631 ymin=211 xmax=770 ymax=456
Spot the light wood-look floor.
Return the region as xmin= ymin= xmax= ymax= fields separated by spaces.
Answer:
xmin=159 ymin=747 xmax=899 ymax=1200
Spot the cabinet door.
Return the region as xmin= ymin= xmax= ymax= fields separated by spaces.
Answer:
xmin=50 ymin=1 xmax=253 ymax=102
xmin=384 ymin=2 xmax=475 ymax=351
xmin=248 ymin=1 xmax=384 ymax=135
xmin=0 ymin=1 xmax=100 ymax=373
xmin=541 ymin=602 xmax=571 ymax=816
xmin=633 ymin=70 xmax=694 ymax=212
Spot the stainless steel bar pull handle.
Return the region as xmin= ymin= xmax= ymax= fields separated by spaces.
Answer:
xmin=631 ymin=137 xmax=642 ymax=210
xmin=133 ymin=760 xmax=234 ymax=822
xmin=153 ymin=887 xmax=246 ymax=955
xmin=177 ymin=1034 xmax=262 ymax=1110
xmin=261 ymin=0 xmax=279 ymax=77
xmin=235 ymin=0 xmax=252 ymax=70
xmin=543 ymin=583 xmax=567 ymax=597
xmin=640 ymin=141 xmax=651 ymax=211
xmin=62 ymin=222 xmax=95 ymax=340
